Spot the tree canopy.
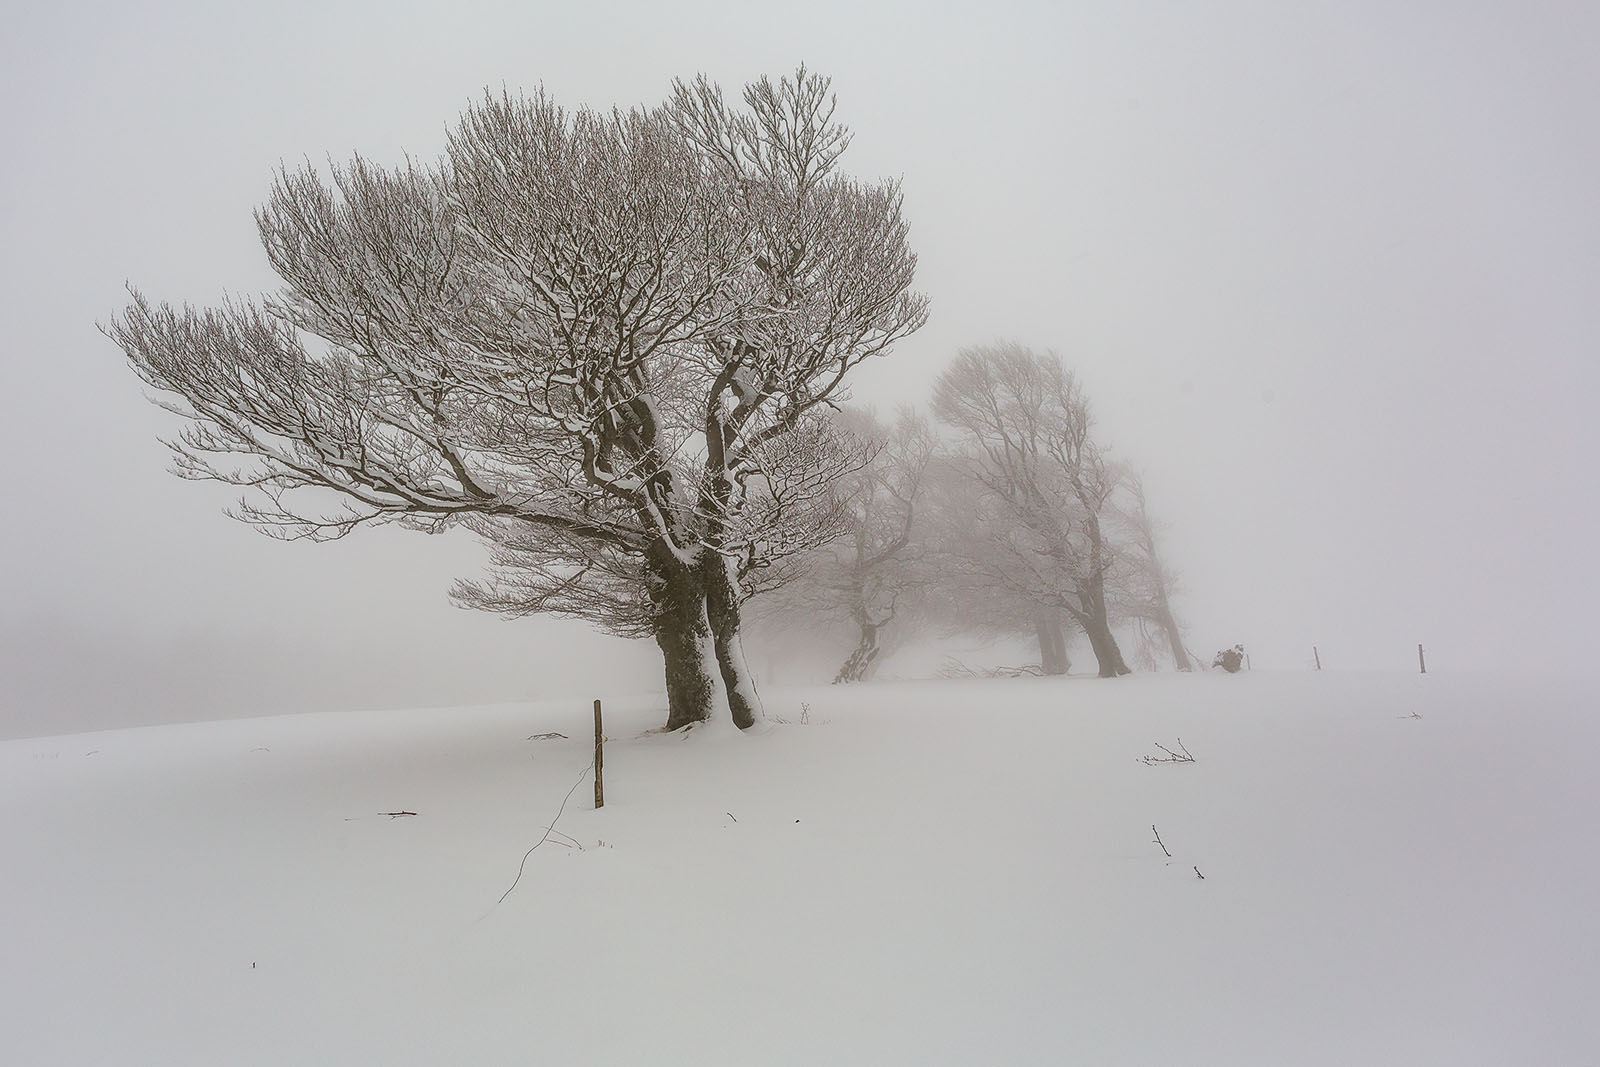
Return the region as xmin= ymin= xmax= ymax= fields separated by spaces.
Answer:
xmin=107 ymin=68 xmax=927 ymax=730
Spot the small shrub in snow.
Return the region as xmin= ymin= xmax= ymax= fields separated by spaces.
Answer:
xmin=1213 ymin=644 xmax=1246 ymax=673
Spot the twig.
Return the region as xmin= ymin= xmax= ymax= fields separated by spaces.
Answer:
xmin=936 ymin=655 xmax=980 ymax=679
xmin=937 ymin=656 xmax=1045 ymax=679
xmin=496 ymin=762 xmax=593 ymax=906
xmin=381 ymin=811 xmax=418 ymax=818
xmin=542 ymin=828 xmax=584 ymax=850
xmin=1194 ymin=866 xmax=1205 ymax=880
xmin=726 ymin=812 xmax=738 ymax=822
xmin=775 ymin=703 xmax=826 ymax=726
xmin=527 ymin=732 xmax=568 ymax=741
xmin=1140 ymin=738 xmax=1195 ymax=765
xmin=1152 ymin=824 xmax=1172 ymax=858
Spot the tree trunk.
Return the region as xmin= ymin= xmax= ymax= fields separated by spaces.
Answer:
xmin=700 ymin=551 xmax=762 ymax=729
xmin=1155 ymin=595 xmax=1191 ymax=672
xmin=1082 ymin=618 xmax=1131 ymax=677
xmin=647 ymin=550 xmax=726 ymax=731
xmin=860 ymin=644 xmax=887 ymax=681
xmin=1035 ymin=612 xmax=1069 ymax=676
xmin=1079 ymin=590 xmax=1131 ymax=678
xmin=834 ymin=621 xmax=881 ymax=684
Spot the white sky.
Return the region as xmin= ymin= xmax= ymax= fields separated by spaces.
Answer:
xmin=3 ymin=0 xmax=1597 ymax=736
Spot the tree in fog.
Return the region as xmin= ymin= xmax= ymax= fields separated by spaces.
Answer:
xmin=1115 ymin=474 xmax=1193 ymax=670
xmin=931 ymin=343 xmax=1132 ymax=677
xmin=105 ymin=68 xmax=927 ymax=732
xmin=915 ymin=456 xmax=1074 ymax=674
xmin=751 ymin=408 xmax=934 ymax=683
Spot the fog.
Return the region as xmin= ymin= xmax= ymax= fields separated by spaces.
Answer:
xmin=3 ymin=0 xmax=1596 ymax=738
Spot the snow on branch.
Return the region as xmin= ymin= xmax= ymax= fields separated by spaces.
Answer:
xmin=107 ymin=67 xmax=926 ymax=644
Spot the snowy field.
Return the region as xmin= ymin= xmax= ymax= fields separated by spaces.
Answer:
xmin=4 ymin=670 xmax=1597 ymax=1065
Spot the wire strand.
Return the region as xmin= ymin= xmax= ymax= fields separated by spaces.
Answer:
xmin=496 ymin=761 xmax=594 ymax=906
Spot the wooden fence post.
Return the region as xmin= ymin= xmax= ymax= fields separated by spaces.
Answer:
xmin=1417 ymin=644 xmax=1427 ymax=675
xmin=593 ymin=698 xmax=604 ymax=809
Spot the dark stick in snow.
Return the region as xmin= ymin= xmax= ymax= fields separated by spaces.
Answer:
xmin=593 ymin=699 xmax=604 ymax=810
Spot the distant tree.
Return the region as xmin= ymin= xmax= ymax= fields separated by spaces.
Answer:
xmin=1034 ymin=608 xmax=1073 ymax=676
xmin=931 ymin=343 xmax=1132 ymax=677
xmin=921 ymin=456 xmax=1074 ymax=674
xmin=763 ymin=408 xmax=935 ymax=683
xmin=1114 ymin=474 xmax=1192 ymax=671
xmin=105 ymin=68 xmax=927 ymax=732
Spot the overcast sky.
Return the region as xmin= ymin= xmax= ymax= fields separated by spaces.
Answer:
xmin=3 ymin=0 xmax=1596 ymax=738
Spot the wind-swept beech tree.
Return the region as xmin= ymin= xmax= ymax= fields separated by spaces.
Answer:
xmin=922 ymin=456 xmax=1073 ymax=674
xmin=749 ymin=408 xmax=934 ymax=683
xmin=105 ymin=68 xmax=927 ymax=732
xmin=931 ymin=343 xmax=1132 ymax=678
xmin=1115 ymin=473 xmax=1192 ymax=671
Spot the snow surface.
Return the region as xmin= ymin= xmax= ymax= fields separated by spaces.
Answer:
xmin=4 ymin=670 xmax=1598 ymax=1065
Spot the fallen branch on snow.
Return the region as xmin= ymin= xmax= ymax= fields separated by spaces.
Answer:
xmin=937 ymin=656 xmax=1046 ymax=680
xmin=1140 ymin=739 xmax=1195 ymax=765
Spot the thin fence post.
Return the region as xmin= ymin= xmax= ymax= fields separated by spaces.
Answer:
xmin=1417 ymin=644 xmax=1427 ymax=675
xmin=593 ymin=698 xmax=604 ymax=809
xmin=1313 ymin=646 xmax=1322 ymax=671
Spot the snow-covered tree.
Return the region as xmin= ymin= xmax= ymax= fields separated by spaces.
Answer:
xmin=105 ymin=68 xmax=927 ymax=731
xmin=931 ymin=343 xmax=1132 ymax=678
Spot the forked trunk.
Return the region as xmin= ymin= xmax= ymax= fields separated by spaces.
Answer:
xmin=700 ymin=551 xmax=762 ymax=729
xmin=648 ymin=550 xmax=726 ymax=731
